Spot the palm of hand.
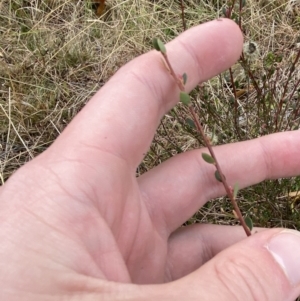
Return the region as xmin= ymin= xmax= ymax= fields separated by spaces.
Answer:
xmin=0 ymin=147 xmax=203 ymax=292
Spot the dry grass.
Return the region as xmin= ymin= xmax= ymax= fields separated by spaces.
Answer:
xmin=1 ymin=0 xmax=300 ymax=232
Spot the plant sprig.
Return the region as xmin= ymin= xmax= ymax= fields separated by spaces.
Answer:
xmin=153 ymin=37 xmax=252 ymax=236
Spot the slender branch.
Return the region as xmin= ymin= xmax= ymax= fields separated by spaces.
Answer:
xmin=275 ymin=49 xmax=300 ymax=130
xmin=238 ymin=0 xmax=243 ymax=29
xmin=229 ymin=67 xmax=241 ymax=140
xmin=161 ymin=51 xmax=251 ymax=237
xmin=162 ymin=53 xmax=185 ymax=90
xmin=227 ymin=0 xmax=237 ymax=18
xmin=189 ymin=107 xmax=251 ymax=236
xmin=283 ymin=78 xmax=300 ymax=131
xmin=179 ymin=0 xmax=186 ymax=31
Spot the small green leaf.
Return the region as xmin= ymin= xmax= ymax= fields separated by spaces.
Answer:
xmin=182 ymin=73 xmax=188 ymax=85
xmin=185 ymin=118 xmax=195 ymax=129
xmin=152 ymin=38 xmax=166 ymax=54
xmin=152 ymin=38 xmax=160 ymax=51
xmin=241 ymin=0 xmax=246 ymax=8
xmin=244 ymin=215 xmax=253 ymax=231
xmin=233 ymin=183 xmax=239 ymax=198
xmin=179 ymin=91 xmax=191 ymax=106
xmin=215 ymin=170 xmax=223 ymax=182
xmin=202 ymin=153 xmax=215 ymax=164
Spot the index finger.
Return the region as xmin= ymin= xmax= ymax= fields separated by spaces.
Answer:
xmin=52 ymin=19 xmax=243 ymax=168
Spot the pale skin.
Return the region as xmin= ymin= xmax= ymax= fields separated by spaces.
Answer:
xmin=1 ymin=19 xmax=300 ymax=301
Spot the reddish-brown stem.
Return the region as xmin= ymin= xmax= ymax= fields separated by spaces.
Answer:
xmin=229 ymin=67 xmax=241 ymax=140
xmin=227 ymin=0 xmax=237 ymax=18
xmin=179 ymin=0 xmax=186 ymax=31
xmin=189 ymin=107 xmax=251 ymax=236
xmin=275 ymin=49 xmax=300 ymax=130
xmin=240 ymin=55 xmax=261 ymax=96
xmin=238 ymin=0 xmax=243 ymax=29
xmin=283 ymin=77 xmax=300 ymax=131
xmin=162 ymin=53 xmax=185 ymax=90
xmin=161 ymin=51 xmax=251 ymax=237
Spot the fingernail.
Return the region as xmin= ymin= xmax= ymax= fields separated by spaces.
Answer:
xmin=266 ymin=230 xmax=300 ymax=286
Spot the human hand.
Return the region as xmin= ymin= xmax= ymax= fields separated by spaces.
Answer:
xmin=1 ymin=19 xmax=300 ymax=301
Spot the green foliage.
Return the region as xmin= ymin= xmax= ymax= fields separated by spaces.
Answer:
xmin=244 ymin=216 xmax=253 ymax=231
xmin=163 ymin=27 xmax=176 ymax=38
xmin=264 ymin=52 xmax=282 ymax=68
xmin=233 ymin=183 xmax=239 ymax=199
xmin=215 ymin=170 xmax=223 ymax=182
xmin=179 ymin=91 xmax=191 ymax=106
xmin=152 ymin=38 xmax=166 ymax=54
xmin=202 ymin=153 xmax=215 ymax=164
xmin=185 ymin=118 xmax=195 ymax=129
xmin=182 ymin=73 xmax=188 ymax=85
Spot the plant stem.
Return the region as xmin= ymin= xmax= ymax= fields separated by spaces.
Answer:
xmin=275 ymin=49 xmax=300 ymax=130
xmin=238 ymin=0 xmax=243 ymax=29
xmin=179 ymin=0 xmax=186 ymax=31
xmin=189 ymin=107 xmax=251 ymax=236
xmin=161 ymin=52 xmax=251 ymax=237
xmin=228 ymin=67 xmax=242 ymax=140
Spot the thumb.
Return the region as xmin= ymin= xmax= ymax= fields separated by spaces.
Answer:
xmin=153 ymin=229 xmax=300 ymax=301
xmin=180 ymin=229 xmax=300 ymax=300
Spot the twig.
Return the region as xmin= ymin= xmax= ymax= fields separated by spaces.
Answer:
xmin=275 ymin=49 xmax=300 ymax=130
xmin=161 ymin=51 xmax=251 ymax=237
xmin=179 ymin=0 xmax=186 ymax=31
xmin=238 ymin=0 xmax=243 ymax=29
xmin=228 ymin=67 xmax=242 ymax=140
xmin=227 ymin=0 xmax=237 ymax=18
